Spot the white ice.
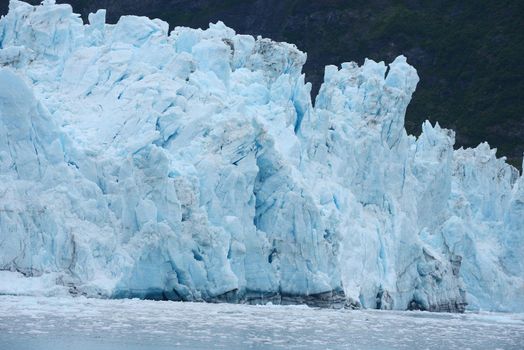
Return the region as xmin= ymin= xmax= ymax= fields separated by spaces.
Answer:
xmin=0 ymin=0 xmax=522 ymax=312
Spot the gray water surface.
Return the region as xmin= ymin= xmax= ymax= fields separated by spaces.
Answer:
xmin=0 ymin=296 xmax=522 ymax=349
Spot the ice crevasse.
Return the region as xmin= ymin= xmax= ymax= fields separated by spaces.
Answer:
xmin=0 ymin=0 xmax=522 ymax=312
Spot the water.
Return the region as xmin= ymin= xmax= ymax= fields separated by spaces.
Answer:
xmin=0 ymin=296 xmax=522 ymax=349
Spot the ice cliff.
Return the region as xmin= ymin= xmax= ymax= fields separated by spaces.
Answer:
xmin=0 ymin=0 xmax=522 ymax=312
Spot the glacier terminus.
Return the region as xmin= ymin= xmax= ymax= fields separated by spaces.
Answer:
xmin=0 ymin=0 xmax=523 ymax=313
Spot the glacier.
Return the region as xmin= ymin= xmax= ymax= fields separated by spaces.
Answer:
xmin=0 ymin=0 xmax=522 ymax=312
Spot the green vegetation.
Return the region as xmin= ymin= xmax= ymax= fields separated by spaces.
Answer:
xmin=277 ymin=0 xmax=524 ymax=168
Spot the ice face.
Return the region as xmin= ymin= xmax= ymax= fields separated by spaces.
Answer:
xmin=0 ymin=0 xmax=522 ymax=312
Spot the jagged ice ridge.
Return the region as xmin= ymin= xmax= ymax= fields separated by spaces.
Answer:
xmin=0 ymin=0 xmax=522 ymax=312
